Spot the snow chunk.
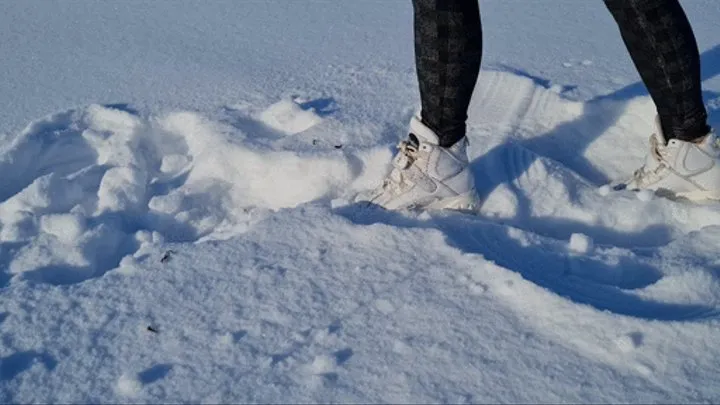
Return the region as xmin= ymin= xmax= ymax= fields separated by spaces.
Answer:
xmin=117 ymin=255 xmax=140 ymax=275
xmin=0 ymin=211 xmax=36 ymax=242
xmin=481 ymin=184 xmax=519 ymax=219
xmin=304 ymin=354 xmax=336 ymax=376
xmin=636 ymin=189 xmax=654 ymax=202
xmin=615 ymin=332 xmax=644 ymax=353
xmin=116 ymin=373 xmax=142 ymax=398
xmin=39 ymin=213 xmax=86 ymax=244
xmin=81 ymin=104 xmax=144 ymax=168
xmin=259 ymin=99 xmax=322 ymax=135
xmin=568 ymin=233 xmax=593 ymax=254
xmin=218 ymin=333 xmax=234 ymax=345
xmin=374 ymin=299 xmax=395 ymax=314
xmin=160 ymin=154 xmax=190 ymax=174
xmin=96 ymin=166 xmax=148 ymax=214
xmin=330 ymin=198 xmax=349 ymax=209
xmin=134 ymin=230 xmax=153 ymax=244
xmin=0 ymin=174 xmax=85 ymax=238
xmin=596 ymin=184 xmax=611 ymax=196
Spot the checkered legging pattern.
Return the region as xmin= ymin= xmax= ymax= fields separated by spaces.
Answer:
xmin=605 ymin=0 xmax=709 ymax=141
xmin=413 ymin=0 xmax=709 ymax=146
xmin=413 ymin=0 xmax=481 ymax=147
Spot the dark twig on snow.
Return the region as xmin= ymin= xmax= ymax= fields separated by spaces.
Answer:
xmin=160 ymin=250 xmax=176 ymax=264
xmin=147 ymin=326 xmax=159 ymax=333
xmin=312 ymin=139 xmax=343 ymax=149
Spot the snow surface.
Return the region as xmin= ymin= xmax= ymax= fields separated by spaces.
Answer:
xmin=2 ymin=0 xmax=720 ymax=403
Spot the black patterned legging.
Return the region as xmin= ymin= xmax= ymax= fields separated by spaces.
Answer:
xmin=414 ymin=0 xmax=710 ymax=147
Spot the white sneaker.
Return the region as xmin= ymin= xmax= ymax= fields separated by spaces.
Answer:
xmin=622 ymin=117 xmax=720 ymax=201
xmin=358 ymin=114 xmax=478 ymax=210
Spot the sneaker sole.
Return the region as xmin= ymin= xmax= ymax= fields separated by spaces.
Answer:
xmin=674 ymin=189 xmax=720 ymax=202
xmin=424 ymin=190 xmax=480 ymax=211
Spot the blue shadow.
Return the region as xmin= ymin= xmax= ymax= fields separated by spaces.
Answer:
xmin=138 ymin=364 xmax=173 ymax=385
xmin=471 ymin=44 xmax=720 ymax=243
xmin=337 ymin=203 xmax=718 ymax=322
xmin=0 ymin=351 xmax=57 ymax=381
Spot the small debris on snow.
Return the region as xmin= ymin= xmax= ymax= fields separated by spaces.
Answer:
xmin=160 ymin=250 xmax=176 ymax=264
xmin=311 ymin=139 xmax=343 ymax=149
xmin=147 ymin=326 xmax=159 ymax=333
xmin=568 ymin=233 xmax=594 ymax=254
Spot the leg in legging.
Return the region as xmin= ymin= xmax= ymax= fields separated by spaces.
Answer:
xmin=412 ymin=0 xmax=482 ymax=147
xmin=604 ymin=0 xmax=710 ymax=142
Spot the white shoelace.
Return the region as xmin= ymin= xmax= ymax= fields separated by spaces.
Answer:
xmin=374 ymin=139 xmax=419 ymax=197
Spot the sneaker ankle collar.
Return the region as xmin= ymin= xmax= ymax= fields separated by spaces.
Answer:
xmin=409 ymin=114 xmax=441 ymax=146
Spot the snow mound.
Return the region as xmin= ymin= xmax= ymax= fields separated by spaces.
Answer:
xmin=2 ymin=71 xmax=720 ymax=293
xmin=0 ymin=102 xmax=388 ymax=285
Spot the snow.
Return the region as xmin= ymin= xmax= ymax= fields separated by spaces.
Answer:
xmin=259 ymin=99 xmax=324 ymax=135
xmin=569 ymin=233 xmax=594 ymax=254
xmin=2 ymin=0 xmax=720 ymax=403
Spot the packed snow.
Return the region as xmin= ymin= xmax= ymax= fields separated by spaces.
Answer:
xmin=2 ymin=0 xmax=720 ymax=403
